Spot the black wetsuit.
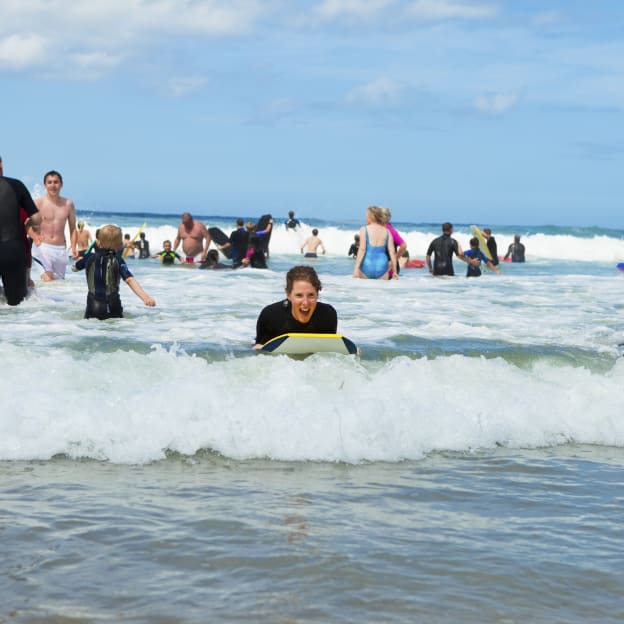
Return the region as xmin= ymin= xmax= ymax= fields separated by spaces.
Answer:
xmin=486 ymin=236 xmax=499 ymax=265
xmin=136 ymin=238 xmax=150 ymax=259
xmin=0 ymin=176 xmax=38 ymax=305
xmin=506 ymin=242 xmax=525 ymax=262
xmin=255 ymin=300 xmax=337 ymax=346
xmin=75 ymin=249 xmax=133 ymax=319
xmin=229 ymin=227 xmax=249 ymax=264
xmin=158 ymin=250 xmax=181 ymax=265
xmin=426 ymin=233 xmax=460 ymax=276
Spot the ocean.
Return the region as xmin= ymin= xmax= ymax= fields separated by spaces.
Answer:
xmin=2 ymin=211 xmax=624 ymax=622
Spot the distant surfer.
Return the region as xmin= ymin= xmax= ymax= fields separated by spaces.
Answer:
xmin=173 ymin=212 xmax=211 ymax=263
xmin=482 ymin=228 xmax=499 ymax=266
xmin=464 ymin=238 xmax=501 ymax=277
xmin=348 ymin=234 xmax=360 ymax=258
xmin=30 ymin=170 xmax=77 ymax=280
xmin=301 ymin=228 xmax=326 ymax=258
xmin=504 ymin=235 xmax=526 ymax=262
xmin=136 ymin=232 xmax=150 ymax=259
xmin=284 ymin=211 xmax=300 ymax=230
xmin=253 ymin=265 xmax=337 ymax=348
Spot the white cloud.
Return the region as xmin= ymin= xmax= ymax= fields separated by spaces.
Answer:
xmin=405 ymin=0 xmax=497 ymax=21
xmin=312 ymin=0 xmax=395 ymax=21
xmin=164 ymin=75 xmax=209 ymax=98
xmin=473 ymin=92 xmax=519 ymax=115
xmin=346 ymin=76 xmax=404 ymax=106
xmin=0 ymin=34 xmax=47 ymax=69
xmin=0 ymin=0 xmax=266 ymax=74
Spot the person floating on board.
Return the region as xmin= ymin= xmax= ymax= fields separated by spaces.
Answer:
xmin=348 ymin=234 xmax=360 ymax=258
xmin=464 ymin=238 xmax=501 ymax=277
xmin=425 ymin=222 xmax=466 ymax=276
xmin=253 ymin=265 xmax=338 ymax=348
xmin=152 ymin=239 xmax=182 ymax=265
xmin=352 ymin=205 xmax=398 ymax=280
xmin=482 ymin=228 xmax=499 ymax=266
xmin=73 ymin=224 xmax=155 ymax=319
xmin=29 ymin=170 xmax=77 ymax=279
xmin=301 ymin=228 xmax=326 ymax=258
xmin=504 ymin=235 xmax=526 ymax=262
xmin=284 ymin=210 xmax=300 ymax=230
xmin=136 ymin=231 xmax=150 ymax=259
xmin=173 ymin=212 xmax=211 ymax=264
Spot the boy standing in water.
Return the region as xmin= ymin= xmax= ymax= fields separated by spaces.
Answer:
xmin=464 ymin=238 xmax=501 ymax=277
xmin=301 ymin=228 xmax=326 ymax=258
xmin=73 ymin=224 xmax=155 ymax=319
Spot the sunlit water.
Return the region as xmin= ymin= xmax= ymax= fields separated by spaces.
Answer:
xmin=2 ymin=213 xmax=624 ymax=622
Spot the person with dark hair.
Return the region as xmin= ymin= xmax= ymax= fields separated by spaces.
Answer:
xmin=0 ymin=155 xmax=41 ymax=305
xmin=284 ymin=210 xmax=300 ymax=230
xmin=464 ymin=237 xmax=501 ymax=277
xmin=136 ymin=231 xmax=150 ymax=259
xmin=253 ymin=265 xmax=337 ymax=348
xmin=426 ymin=222 xmax=466 ymax=276
xmin=301 ymin=228 xmax=326 ymax=258
xmin=504 ymin=235 xmax=526 ymax=262
xmin=482 ymin=228 xmax=499 ymax=266
xmin=30 ymin=170 xmax=77 ymax=280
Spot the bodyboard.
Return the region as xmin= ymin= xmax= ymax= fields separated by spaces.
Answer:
xmin=617 ymin=263 xmax=624 ymax=272
xmin=208 ymin=227 xmax=232 ymax=259
xmin=261 ymin=333 xmax=358 ymax=355
xmin=469 ymin=225 xmax=493 ymax=262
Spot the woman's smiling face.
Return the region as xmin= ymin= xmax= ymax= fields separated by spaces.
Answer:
xmin=287 ymin=279 xmax=318 ymax=324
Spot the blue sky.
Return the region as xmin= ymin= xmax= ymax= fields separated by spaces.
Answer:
xmin=1 ymin=0 xmax=623 ymax=227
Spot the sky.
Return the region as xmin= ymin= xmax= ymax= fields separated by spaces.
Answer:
xmin=1 ymin=0 xmax=623 ymax=227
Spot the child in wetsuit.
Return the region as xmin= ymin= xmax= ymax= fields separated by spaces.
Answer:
xmin=73 ymin=224 xmax=156 ymax=319
xmin=464 ymin=237 xmax=500 ymax=277
xmin=153 ymin=239 xmax=182 ymax=265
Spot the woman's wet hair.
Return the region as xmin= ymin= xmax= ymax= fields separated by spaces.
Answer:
xmin=285 ymin=265 xmax=322 ymax=293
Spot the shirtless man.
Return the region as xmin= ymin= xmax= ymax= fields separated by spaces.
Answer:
xmin=30 ymin=170 xmax=77 ymax=281
xmin=73 ymin=220 xmax=92 ymax=257
xmin=173 ymin=212 xmax=210 ymax=263
xmin=301 ymin=228 xmax=326 ymax=258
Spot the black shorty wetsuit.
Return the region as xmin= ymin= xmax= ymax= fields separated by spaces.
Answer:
xmin=75 ymin=249 xmax=133 ymax=319
xmin=255 ymin=300 xmax=337 ymax=346
xmin=426 ymin=234 xmax=460 ymax=276
xmin=0 ymin=176 xmax=38 ymax=305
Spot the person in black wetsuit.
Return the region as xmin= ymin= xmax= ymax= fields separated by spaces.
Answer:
xmin=223 ymin=218 xmax=249 ymax=266
xmin=254 ymin=265 xmax=337 ymax=348
xmin=504 ymin=235 xmax=526 ymax=262
xmin=482 ymin=228 xmax=499 ymax=266
xmin=425 ymin=222 xmax=466 ymax=276
xmin=0 ymin=156 xmax=41 ymax=305
xmin=73 ymin=224 xmax=156 ymax=319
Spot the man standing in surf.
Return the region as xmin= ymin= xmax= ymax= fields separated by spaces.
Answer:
xmin=30 ymin=170 xmax=77 ymax=281
xmin=173 ymin=212 xmax=211 ymax=263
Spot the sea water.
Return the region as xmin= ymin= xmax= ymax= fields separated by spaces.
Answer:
xmin=2 ymin=213 xmax=624 ymax=622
